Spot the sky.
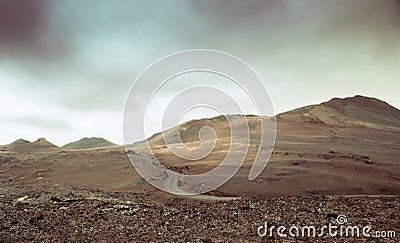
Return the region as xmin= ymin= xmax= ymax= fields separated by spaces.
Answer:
xmin=0 ymin=0 xmax=399 ymax=146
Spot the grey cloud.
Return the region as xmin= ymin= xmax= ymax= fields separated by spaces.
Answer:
xmin=0 ymin=0 xmax=399 ymax=144
xmin=1 ymin=115 xmax=71 ymax=130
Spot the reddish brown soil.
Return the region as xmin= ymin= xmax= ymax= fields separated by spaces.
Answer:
xmin=0 ymin=182 xmax=399 ymax=242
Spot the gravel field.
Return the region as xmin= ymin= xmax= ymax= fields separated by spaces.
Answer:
xmin=1 ymin=183 xmax=398 ymax=242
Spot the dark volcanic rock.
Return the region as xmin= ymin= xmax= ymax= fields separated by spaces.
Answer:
xmin=0 ymin=183 xmax=398 ymax=242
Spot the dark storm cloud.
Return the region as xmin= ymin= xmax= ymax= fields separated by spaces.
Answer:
xmin=0 ymin=0 xmax=70 ymax=60
xmin=0 ymin=0 xmax=49 ymax=44
xmin=186 ymin=0 xmax=400 ymax=40
xmin=315 ymin=0 xmax=400 ymax=42
xmin=2 ymin=0 xmax=400 ymax=65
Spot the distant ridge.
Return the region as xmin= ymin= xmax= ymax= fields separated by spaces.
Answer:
xmin=1 ymin=138 xmax=59 ymax=152
xmin=62 ymin=137 xmax=117 ymax=150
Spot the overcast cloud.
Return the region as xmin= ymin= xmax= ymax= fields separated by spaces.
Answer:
xmin=0 ymin=0 xmax=399 ymax=145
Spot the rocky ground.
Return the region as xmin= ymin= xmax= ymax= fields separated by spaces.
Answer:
xmin=0 ymin=182 xmax=398 ymax=242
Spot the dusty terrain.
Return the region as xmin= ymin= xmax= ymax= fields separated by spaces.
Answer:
xmin=0 ymin=95 xmax=399 ymax=241
xmin=0 ymin=182 xmax=399 ymax=242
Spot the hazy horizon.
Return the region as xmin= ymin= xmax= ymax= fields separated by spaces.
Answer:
xmin=1 ymin=0 xmax=400 ymax=145
xmin=1 ymin=93 xmax=398 ymax=147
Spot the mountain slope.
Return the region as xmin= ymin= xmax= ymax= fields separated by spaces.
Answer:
xmin=278 ymin=95 xmax=400 ymax=131
xmin=63 ymin=137 xmax=117 ymax=150
xmin=143 ymin=95 xmax=400 ymax=148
